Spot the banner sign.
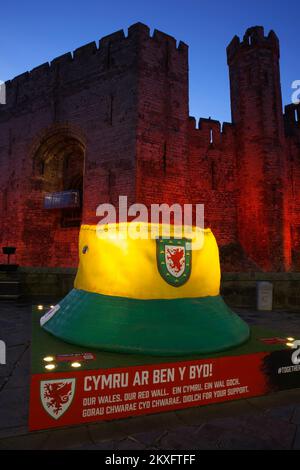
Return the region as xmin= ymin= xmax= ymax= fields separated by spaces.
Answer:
xmin=29 ymin=346 xmax=300 ymax=431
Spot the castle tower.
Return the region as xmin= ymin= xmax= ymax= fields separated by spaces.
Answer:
xmin=227 ymin=26 xmax=291 ymax=271
xmin=0 ymin=23 xmax=190 ymax=268
xmin=131 ymin=24 xmax=189 ymax=208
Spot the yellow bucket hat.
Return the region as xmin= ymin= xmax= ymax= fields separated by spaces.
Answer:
xmin=40 ymin=223 xmax=250 ymax=356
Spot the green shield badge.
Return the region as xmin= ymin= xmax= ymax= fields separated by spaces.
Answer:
xmin=156 ymin=238 xmax=192 ymax=287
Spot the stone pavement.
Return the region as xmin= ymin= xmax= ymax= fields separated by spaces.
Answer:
xmin=0 ymin=300 xmax=299 ymax=450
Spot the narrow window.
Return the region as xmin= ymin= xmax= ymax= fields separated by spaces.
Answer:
xmin=295 ymin=108 xmax=299 ymax=123
xmin=210 ymin=129 xmax=213 ymax=144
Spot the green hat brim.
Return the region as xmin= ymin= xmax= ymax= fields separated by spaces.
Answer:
xmin=41 ymin=289 xmax=250 ymax=356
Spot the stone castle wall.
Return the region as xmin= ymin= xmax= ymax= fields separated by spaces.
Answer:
xmin=0 ymin=23 xmax=299 ymax=272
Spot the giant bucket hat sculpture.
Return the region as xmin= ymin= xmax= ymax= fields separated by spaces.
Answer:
xmin=40 ymin=223 xmax=250 ymax=356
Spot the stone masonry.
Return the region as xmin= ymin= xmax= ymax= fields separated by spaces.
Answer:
xmin=0 ymin=23 xmax=299 ymax=271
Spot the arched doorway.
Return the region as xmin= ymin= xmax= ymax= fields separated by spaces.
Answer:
xmin=33 ymin=130 xmax=85 ymax=228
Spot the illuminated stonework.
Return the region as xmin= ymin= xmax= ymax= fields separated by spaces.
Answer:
xmin=0 ymin=24 xmax=299 ymax=271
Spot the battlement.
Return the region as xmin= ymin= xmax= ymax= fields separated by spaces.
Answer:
xmin=1 ymin=22 xmax=188 ymax=111
xmin=227 ymin=26 xmax=280 ymax=64
xmin=284 ymin=103 xmax=300 ymax=136
xmin=188 ymin=116 xmax=234 ymax=145
xmin=189 ymin=116 xmax=233 ymax=133
xmin=285 ymin=103 xmax=300 ymax=123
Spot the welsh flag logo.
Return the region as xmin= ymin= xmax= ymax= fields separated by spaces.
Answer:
xmin=40 ymin=378 xmax=76 ymax=420
xmin=156 ymin=238 xmax=192 ymax=287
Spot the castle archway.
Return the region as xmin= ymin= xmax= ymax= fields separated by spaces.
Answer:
xmin=32 ymin=128 xmax=85 ymax=228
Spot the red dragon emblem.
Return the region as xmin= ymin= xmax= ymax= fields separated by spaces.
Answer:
xmin=41 ymin=379 xmax=75 ymax=419
xmin=166 ymin=247 xmax=185 ymax=274
xmin=157 ymin=238 xmax=191 ymax=286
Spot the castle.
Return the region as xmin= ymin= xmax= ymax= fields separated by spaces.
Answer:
xmin=0 ymin=23 xmax=299 ymax=272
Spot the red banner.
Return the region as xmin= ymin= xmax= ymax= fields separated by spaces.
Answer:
xmin=29 ymin=352 xmax=269 ymax=431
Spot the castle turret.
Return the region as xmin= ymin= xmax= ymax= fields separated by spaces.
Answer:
xmin=227 ymin=26 xmax=291 ymax=271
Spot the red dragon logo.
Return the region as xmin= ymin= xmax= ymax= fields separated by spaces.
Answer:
xmin=166 ymin=247 xmax=185 ymax=274
xmin=157 ymin=238 xmax=191 ymax=286
xmin=41 ymin=379 xmax=75 ymax=419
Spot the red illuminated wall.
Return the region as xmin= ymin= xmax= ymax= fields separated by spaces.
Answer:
xmin=0 ymin=24 xmax=299 ymax=272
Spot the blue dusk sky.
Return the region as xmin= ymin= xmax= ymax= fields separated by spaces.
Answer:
xmin=0 ymin=0 xmax=298 ymax=123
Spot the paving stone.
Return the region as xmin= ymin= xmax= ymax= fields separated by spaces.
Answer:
xmin=40 ymin=426 xmax=91 ymax=450
xmin=194 ymin=422 xmax=228 ymax=442
xmin=0 ymin=387 xmax=29 ymax=427
xmin=88 ymin=420 xmax=129 ymax=443
xmin=247 ymin=389 xmax=300 ymax=411
xmin=237 ymin=310 xmax=300 ymax=337
xmin=211 ymin=413 xmax=296 ymax=449
xmin=175 ymin=398 xmax=255 ymax=426
xmin=88 ymin=411 xmax=182 ymax=445
xmin=0 ymin=431 xmax=50 ymax=450
xmin=293 ymin=427 xmax=300 ymax=449
xmin=197 ymin=419 xmax=293 ymax=450
xmin=217 ymin=434 xmax=274 ymax=450
xmin=88 ymin=415 xmax=168 ymax=444
xmin=93 ymin=440 xmax=117 ymax=450
xmin=291 ymin=406 xmax=300 ymax=425
xmin=0 ymin=304 xmax=31 ymax=347
xmin=264 ymin=404 xmax=296 ymax=423
xmin=0 ymin=377 xmax=8 ymax=388
xmin=68 ymin=442 xmax=99 ymax=450
xmin=196 ymin=422 xmax=271 ymax=449
xmin=158 ymin=426 xmax=216 ymax=450
xmin=0 ymin=345 xmax=27 ymax=378
xmin=114 ymin=411 xmax=182 ymax=436
xmin=196 ymin=420 xmax=270 ymax=450
xmin=0 ymin=425 xmax=28 ymax=439
xmin=114 ymin=438 xmax=147 ymax=450
xmin=128 ymin=430 xmax=167 ymax=447
xmin=4 ymin=346 xmax=30 ymax=389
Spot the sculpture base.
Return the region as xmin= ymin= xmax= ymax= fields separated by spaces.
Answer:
xmin=29 ymin=306 xmax=300 ymax=431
